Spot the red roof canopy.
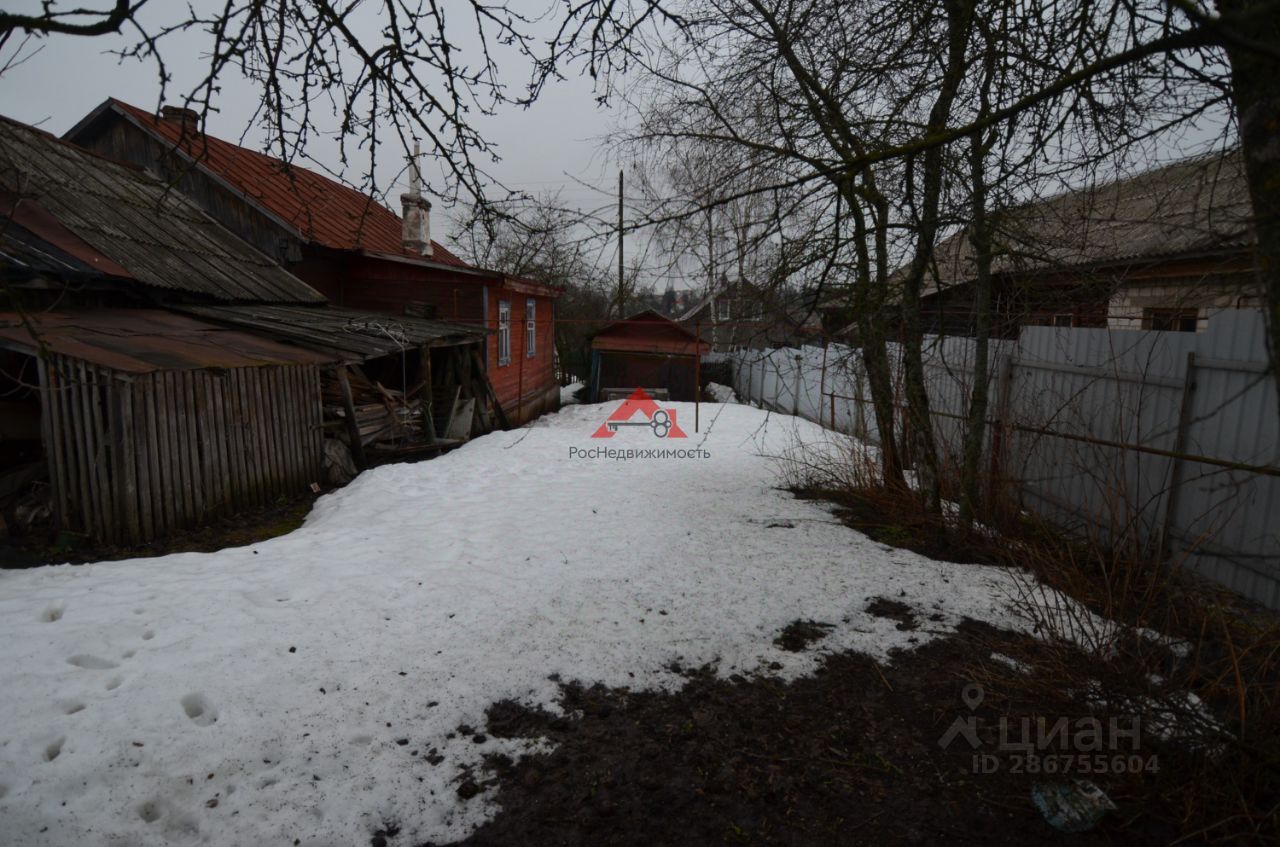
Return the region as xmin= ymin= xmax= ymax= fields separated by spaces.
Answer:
xmin=591 ymin=309 xmax=710 ymax=357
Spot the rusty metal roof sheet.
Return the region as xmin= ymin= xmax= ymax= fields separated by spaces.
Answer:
xmin=0 ymin=309 xmax=334 ymax=373
xmin=178 ymin=304 xmax=489 ymax=363
xmin=0 ymin=116 xmax=326 ymax=304
xmin=104 ymin=100 xmax=472 ymax=269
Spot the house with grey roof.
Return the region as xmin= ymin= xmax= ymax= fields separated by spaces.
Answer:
xmin=923 ymin=151 xmax=1258 ymax=336
xmin=819 ymin=151 xmax=1260 ymax=339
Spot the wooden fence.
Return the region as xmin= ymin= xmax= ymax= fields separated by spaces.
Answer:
xmin=38 ymin=354 xmax=324 ymax=545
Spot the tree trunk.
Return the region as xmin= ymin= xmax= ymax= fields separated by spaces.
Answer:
xmin=960 ymin=131 xmax=994 ymax=526
xmin=1222 ymin=1 xmax=1280 ymax=415
xmin=845 ymin=180 xmax=906 ymax=488
xmin=897 ymin=0 xmax=974 ymax=516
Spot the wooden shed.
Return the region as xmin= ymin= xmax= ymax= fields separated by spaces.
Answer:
xmin=68 ymin=99 xmax=563 ymax=425
xmin=589 ymin=310 xmax=710 ymax=403
xmin=0 ymin=310 xmax=331 ymax=545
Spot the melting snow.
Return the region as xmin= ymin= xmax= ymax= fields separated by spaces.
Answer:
xmin=1 ymin=402 xmax=1043 ymax=845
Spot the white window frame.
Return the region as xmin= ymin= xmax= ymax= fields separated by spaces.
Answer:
xmin=717 ymin=298 xmax=731 ymax=321
xmin=497 ymin=299 xmax=512 ymax=366
xmin=525 ymin=298 xmax=537 ymax=358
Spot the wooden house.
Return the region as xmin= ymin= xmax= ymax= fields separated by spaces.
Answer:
xmin=915 ymin=152 xmax=1261 ymax=337
xmin=66 ymin=99 xmax=561 ymax=425
xmin=0 ymin=115 xmax=498 ymax=545
xmin=589 ymin=310 xmax=710 ymax=402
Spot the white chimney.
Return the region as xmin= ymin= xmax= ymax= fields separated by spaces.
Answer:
xmin=400 ymin=141 xmax=432 ymax=257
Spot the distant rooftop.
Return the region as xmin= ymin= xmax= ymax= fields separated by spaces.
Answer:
xmin=922 ymin=150 xmax=1254 ymax=293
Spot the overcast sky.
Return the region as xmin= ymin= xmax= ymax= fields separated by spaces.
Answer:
xmin=0 ymin=2 xmax=638 ymax=269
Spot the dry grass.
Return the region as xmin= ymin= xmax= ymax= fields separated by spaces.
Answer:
xmin=780 ymin=438 xmax=1280 ymax=842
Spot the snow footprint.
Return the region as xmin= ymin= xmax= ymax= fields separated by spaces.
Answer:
xmin=43 ymin=737 xmax=65 ymax=762
xmin=40 ymin=604 xmax=65 ymax=623
xmin=66 ymin=655 xmax=119 ymax=670
xmin=180 ymin=694 xmax=218 ymax=727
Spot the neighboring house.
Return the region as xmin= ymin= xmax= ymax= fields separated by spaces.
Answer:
xmin=589 ymin=310 xmax=709 ymax=402
xmin=66 ymin=99 xmax=561 ymax=424
xmin=679 ymin=279 xmax=821 ymax=352
xmin=0 ymin=115 xmax=493 ymax=545
xmin=912 ymin=151 xmax=1260 ymax=337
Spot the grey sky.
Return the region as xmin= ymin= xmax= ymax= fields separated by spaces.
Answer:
xmin=0 ymin=2 xmax=631 ymax=254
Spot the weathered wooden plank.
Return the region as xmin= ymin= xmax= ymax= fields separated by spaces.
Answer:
xmin=241 ymin=368 xmax=264 ymax=507
xmin=93 ymin=365 xmax=120 ymax=543
xmin=132 ymin=376 xmax=155 ymax=541
xmin=225 ymin=370 xmax=246 ymax=509
xmin=207 ymin=371 xmax=230 ymax=515
xmin=38 ymin=358 xmax=68 ymax=530
xmin=71 ymin=360 xmax=102 ymax=541
xmin=281 ymin=367 xmax=301 ymax=490
xmin=171 ymin=370 xmax=190 ymax=526
xmin=193 ymin=370 xmax=216 ymax=516
xmin=145 ymin=373 xmax=170 ymax=536
xmin=117 ymin=377 xmax=141 ymax=544
xmin=99 ymin=366 xmax=122 ymax=542
xmin=230 ymin=368 xmax=251 ymax=509
xmin=159 ymin=371 xmax=185 ymax=528
xmin=183 ymin=370 xmax=205 ymax=521
xmin=336 ymin=367 xmax=368 ymax=469
xmin=46 ymin=360 xmax=72 ymax=534
xmin=263 ymin=367 xmax=284 ymax=497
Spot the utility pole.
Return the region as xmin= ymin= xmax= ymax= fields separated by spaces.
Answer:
xmin=617 ymin=169 xmax=625 ymax=318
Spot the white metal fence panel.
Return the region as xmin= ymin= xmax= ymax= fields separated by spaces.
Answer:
xmin=722 ymin=310 xmax=1280 ymax=609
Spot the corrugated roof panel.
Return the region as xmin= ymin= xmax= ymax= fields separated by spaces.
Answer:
xmin=178 ymin=304 xmax=490 ymax=363
xmin=0 ymin=310 xmax=334 ymax=372
xmin=0 ymin=117 xmax=326 ymax=304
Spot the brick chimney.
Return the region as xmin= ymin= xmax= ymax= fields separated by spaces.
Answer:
xmin=160 ymin=105 xmax=200 ymax=134
xmin=400 ymin=141 xmax=432 ymax=257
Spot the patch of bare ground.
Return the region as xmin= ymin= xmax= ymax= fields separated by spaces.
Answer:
xmin=428 ymin=618 xmax=1264 ymax=847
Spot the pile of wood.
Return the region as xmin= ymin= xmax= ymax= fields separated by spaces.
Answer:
xmin=321 ymin=347 xmax=505 ymax=466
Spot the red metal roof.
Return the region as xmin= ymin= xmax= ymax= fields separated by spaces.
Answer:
xmin=109 ymin=100 xmax=470 ymax=268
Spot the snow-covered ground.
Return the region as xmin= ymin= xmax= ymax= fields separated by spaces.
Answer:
xmin=0 ymin=401 xmax=1037 ymax=846
xmin=558 ymin=381 xmax=583 ymax=405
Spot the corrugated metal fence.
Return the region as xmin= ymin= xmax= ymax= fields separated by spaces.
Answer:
xmin=38 ymin=355 xmax=324 ymax=545
xmin=724 ymin=311 xmax=1280 ymax=609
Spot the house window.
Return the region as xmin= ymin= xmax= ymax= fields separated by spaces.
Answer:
xmin=497 ymin=300 xmax=511 ymax=365
xmin=717 ymin=299 xmax=731 ymax=321
xmin=526 ymin=299 xmax=536 ymax=358
xmin=1143 ymin=308 xmax=1199 ymax=333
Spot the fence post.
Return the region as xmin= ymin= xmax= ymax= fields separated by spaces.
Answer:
xmin=1158 ymin=351 xmax=1197 ymax=561
xmin=793 ymin=353 xmax=803 ymax=416
xmin=819 ymin=341 xmax=829 ymax=427
xmin=986 ymin=353 xmax=1015 ymax=508
xmin=757 ymin=355 xmax=765 ymax=408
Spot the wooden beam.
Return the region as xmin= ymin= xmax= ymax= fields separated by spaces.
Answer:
xmin=336 ymin=367 xmax=367 ymax=470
